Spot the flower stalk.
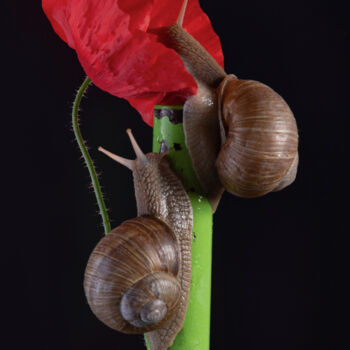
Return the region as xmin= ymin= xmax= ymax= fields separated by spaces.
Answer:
xmin=72 ymin=79 xmax=212 ymax=349
xmin=151 ymin=106 xmax=213 ymax=350
xmin=72 ymin=77 xmax=111 ymax=234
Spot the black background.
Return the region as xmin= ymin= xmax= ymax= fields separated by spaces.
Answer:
xmin=8 ymin=0 xmax=346 ymax=349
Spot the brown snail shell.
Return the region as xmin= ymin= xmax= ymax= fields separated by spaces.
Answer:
xmin=87 ymin=129 xmax=193 ymax=350
xmin=84 ymin=215 xmax=182 ymax=334
xmin=183 ymin=76 xmax=299 ymax=206
xmin=162 ymin=15 xmax=299 ymax=209
xmin=83 ymin=1 xmax=300 ymax=347
xmin=216 ymin=75 xmax=299 ymax=198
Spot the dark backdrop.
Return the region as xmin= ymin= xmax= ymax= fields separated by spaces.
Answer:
xmin=8 ymin=0 xmax=346 ymax=349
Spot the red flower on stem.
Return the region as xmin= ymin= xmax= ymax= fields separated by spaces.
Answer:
xmin=42 ymin=0 xmax=224 ymax=126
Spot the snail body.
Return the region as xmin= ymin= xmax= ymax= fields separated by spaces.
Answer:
xmin=84 ymin=216 xmax=181 ymax=333
xmin=161 ymin=0 xmax=299 ymax=209
xmin=84 ymin=1 xmax=299 ymax=348
xmin=84 ymin=130 xmax=193 ymax=350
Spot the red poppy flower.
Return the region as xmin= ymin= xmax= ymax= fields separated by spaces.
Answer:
xmin=42 ymin=0 xmax=224 ymax=126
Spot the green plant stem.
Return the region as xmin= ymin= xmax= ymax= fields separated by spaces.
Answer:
xmin=72 ymin=79 xmax=212 ymax=348
xmin=72 ymin=76 xmax=111 ymax=234
xmin=150 ymin=106 xmax=213 ymax=350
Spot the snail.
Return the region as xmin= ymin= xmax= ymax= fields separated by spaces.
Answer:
xmin=159 ymin=0 xmax=299 ymax=210
xmin=84 ymin=129 xmax=193 ymax=350
xmin=84 ymin=1 xmax=299 ymax=348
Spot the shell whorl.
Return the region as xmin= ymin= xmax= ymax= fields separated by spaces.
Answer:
xmin=84 ymin=216 xmax=182 ymax=334
xmin=160 ymin=1 xmax=299 ymax=206
xmin=131 ymin=153 xmax=193 ymax=350
xmin=90 ymin=130 xmax=193 ymax=350
xmin=217 ymin=75 xmax=299 ymax=197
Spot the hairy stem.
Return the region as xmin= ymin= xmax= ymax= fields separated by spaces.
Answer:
xmin=72 ymin=76 xmax=111 ymax=234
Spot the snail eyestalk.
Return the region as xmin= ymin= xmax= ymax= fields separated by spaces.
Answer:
xmin=176 ymin=0 xmax=188 ymax=26
xmin=126 ymin=128 xmax=149 ymax=164
xmin=98 ymin=146 xmax=134 ymax=170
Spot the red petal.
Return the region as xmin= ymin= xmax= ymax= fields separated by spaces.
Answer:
xmin=118 ymin=0 xmax=153 ymax=32
xmin=42 ymin=0 xmax=224 ymax=125
xmin=42 ymin=0 xmax=75 ymax=48
xmin=149 ymin=0 xmax=224 ymax=68
xmin=127 ymin=92 xmax=167 ymax=127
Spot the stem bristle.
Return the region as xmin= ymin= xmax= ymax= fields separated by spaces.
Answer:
xmin=72 ymin=76 xmax=111 ymax=234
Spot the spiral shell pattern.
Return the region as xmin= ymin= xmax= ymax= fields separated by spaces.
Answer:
xmin=217 ymin=75 xmax=298 ymax=197
xmin=84 ymin=216 xmax=181 ymax=333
